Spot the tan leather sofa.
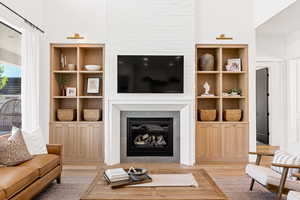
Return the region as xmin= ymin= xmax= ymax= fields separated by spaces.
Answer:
xmin=0 ymin=144 xmax=62 ymax=200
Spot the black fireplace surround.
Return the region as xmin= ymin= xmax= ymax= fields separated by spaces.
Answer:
xmin=127 ymin=118 xmax=173 ymax=156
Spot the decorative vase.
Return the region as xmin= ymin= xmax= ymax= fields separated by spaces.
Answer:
xmin=200 ymin=53 xmax=214 ymax=71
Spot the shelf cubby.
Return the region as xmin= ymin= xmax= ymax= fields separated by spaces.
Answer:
xmin=52 ymin=98 xmax=77 ymax=122
xmin=79 ymin=98 xmax=103 ymax=122
xmin=197 ymin=73 xmax=220 ymax=97
xmin=222 ymin=73 xmax=246 ymax=97
xmin=79 ymin=73 xmax=103 ymax=96
xmin=79 ymin=47 xmax=103 ymax=71
xmin=197 ymin=98 xmax=221 ymax=122
xmin=197 ymin=47 xmax=220 ymax=71
xmin=52 ymin=47 xmax=78 ymax=71
xmin=222 ymin=98 xmax=247 ymax=122
xmin=222 ymin=47 xmax=248 ymax=72
xmin=52 ymin=73 xmax=77 ymax=96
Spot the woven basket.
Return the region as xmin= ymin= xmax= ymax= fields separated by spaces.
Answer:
xmin=199 ymin=109 xmax=217 ymax=121
xmin=57 ymin=109 xmax=75 ymax=121
xmin=224 ymin=109 xmax=242 ymax=121
xmin=83 ymin=109 xmax=100 ymax=121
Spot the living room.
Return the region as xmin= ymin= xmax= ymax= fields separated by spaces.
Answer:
xmin=0 ymin=0 xmax=300 ymax=200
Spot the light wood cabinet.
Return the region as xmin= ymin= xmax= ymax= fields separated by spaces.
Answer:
xmin=196 ymin=44 xmax=249 ymax=163
xmin=49 ymin=44 xmax=105 ymax=164
xmin=196 ymin=123 xmax=222 ymax=162
xmin=196 ymin=122 xmax=248 ymax=162
xmin=222 ymin=123 xmax=248 ymax=162
xmin=50 ymin=122 xmax=104 ymax=164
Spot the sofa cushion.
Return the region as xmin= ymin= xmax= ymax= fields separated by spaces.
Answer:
xmin=0 ymin=166 xmax=39 ymax=199
xmin=20 ymin=154 xmax=60 ymax=177
xmin=288 ymin=191 xmax=300 ymax=200
xmin=246 ymin=164 xmax=300 ymax=191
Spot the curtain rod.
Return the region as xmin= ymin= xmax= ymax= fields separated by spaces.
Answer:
xmin=0 ymin=2 xmax=45 ymax=34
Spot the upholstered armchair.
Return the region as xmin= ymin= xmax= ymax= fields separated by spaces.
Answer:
xmin=246 ymin=151 xmax=300 ymax=200
xmin=287 ymin=173 xmax=300 ymax=200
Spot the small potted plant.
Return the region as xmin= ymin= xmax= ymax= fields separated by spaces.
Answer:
xmin=55 ymin=74 xmax=67 ymax=96
xmin=227 ymin=88 xmax=241 ymax=96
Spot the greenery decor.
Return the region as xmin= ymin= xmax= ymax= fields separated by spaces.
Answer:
xmin=0 ymin=64 xmax=8 ymax=90
xmin=228 ymin=88 xmax=242 ymax=95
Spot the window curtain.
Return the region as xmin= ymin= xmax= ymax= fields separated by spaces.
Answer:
xmin=21 ymin=27 xmax=47 ymax=155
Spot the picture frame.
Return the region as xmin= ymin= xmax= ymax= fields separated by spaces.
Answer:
xmin=66 ymin=87 xmax=76 ymax=96
xmin=87 ymin=77 xmax=100 ymax=94
xmin=226 ymin=58 xmax=241 ymax=72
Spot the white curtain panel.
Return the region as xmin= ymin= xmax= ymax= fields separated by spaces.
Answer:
xmin=21 ymin=27 xmax=47 ymax=155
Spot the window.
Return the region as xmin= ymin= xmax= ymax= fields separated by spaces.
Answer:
xmin=0 ymin=22 xmax=21 ymax=134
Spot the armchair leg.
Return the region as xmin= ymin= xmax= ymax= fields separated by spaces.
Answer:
xmin=276 ymin=168 xmax=289 ymax=200
xmin=56 ymin=175 xmax=61 ymax=184
xmin=249 ymin=179 xmax=255 ymax=191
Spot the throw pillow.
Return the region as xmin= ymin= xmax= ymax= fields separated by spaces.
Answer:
xmin=271 ymin=150 xmax=297 ymax=179
xmin=12 ymin=127 xmax=47 ymax=155
xmin=0 ymin=128 xmax=32 ymax=166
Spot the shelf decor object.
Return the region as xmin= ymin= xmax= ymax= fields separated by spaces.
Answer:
xmin=216 ymin=34 xmax=233 ymax=40
xmin=57 ymin=109 xmax=75 ymax=121
xmin=224 ymin=109 xmax=242 ymax=121
xmin=50 ymin=43 xmax=105 ymax=164
xmin=66 ymin=33 xmax=85 ymax=40
xmin=83 ymin=109 xmax=100 ymax=121
xmin=196 ymin=44 xmax=249 ymax=163
xmin=199 ymin=109 xmax=217 ymax=121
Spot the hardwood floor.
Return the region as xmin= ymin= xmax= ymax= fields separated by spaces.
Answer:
xmin=62 ymin=145 xmax=278 ymax=178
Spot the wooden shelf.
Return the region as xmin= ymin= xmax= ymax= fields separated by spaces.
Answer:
xmin=53 ymin=96 xmax=77 ymax=99
xmin=222 ymin=96 xmax=246 ymax=99
xmin=222 ymin=71 xmax=246 ymax=74
xmin=50 ymin=44 xmax=105 ymax=164
xmin=196 ymin=96 xmax=220 ymax=99
xmin=79 ymin=96 xmax=103 ymax=99
xmin=196 ymin=44 xmax=249 ymax=163
xmin=53 ymin=70 xmax=78 ymax=74
xmin=197 ymin=71 xmax=220 ymax=74
xmin=79 ymin=71 xmax=103 ymax=74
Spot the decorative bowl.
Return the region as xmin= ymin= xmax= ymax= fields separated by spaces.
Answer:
xmin=84 ymin=65 xmax=101 ymax=71
xmin=127 ymin=167 xmax=148 ymax=176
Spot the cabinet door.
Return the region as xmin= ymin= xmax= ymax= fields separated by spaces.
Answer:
xmin=77 ymin=123 xmax=104 ymax=162
xmin=50 ymin=123 xmax=78 ymax=163
xmin=196 ymin=123 xmax=222 ymax=162
xmin=221 ymin=123 xmax=249 ymax=162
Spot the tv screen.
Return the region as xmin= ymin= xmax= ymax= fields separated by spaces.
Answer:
xmin=118 ymin=55 xmax=184 ymax=93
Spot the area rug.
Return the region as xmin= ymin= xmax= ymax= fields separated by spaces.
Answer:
xmin=34 ymin=175 xmax=277 ymax=200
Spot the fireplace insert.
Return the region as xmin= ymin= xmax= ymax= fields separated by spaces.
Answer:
xmin=127 ymin=118 xmax=173 ymax=156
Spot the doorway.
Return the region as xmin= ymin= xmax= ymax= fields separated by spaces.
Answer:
xmin=256 ymin=68 xmax=269 ymax=145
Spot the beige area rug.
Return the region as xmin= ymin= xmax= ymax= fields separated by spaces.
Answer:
xmin=34 ymin=175 xmax=277 ymax=200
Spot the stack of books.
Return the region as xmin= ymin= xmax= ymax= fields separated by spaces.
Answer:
xmin=104 ymin=168 xmax=129 ymax=183
xmin=103 ymin=167 xmax=152 ymax=188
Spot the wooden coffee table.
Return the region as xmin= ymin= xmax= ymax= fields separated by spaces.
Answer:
xmin=81 ymin=164 xmax=228 ymax=200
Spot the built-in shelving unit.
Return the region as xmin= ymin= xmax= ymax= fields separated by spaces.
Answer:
xmin=49 ymin=44 xmax=104 ymax=164
xmin=195 ymin=44 xmax=249 ymax=162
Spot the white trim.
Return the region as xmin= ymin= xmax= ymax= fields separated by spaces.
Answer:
xmin=105 ymin=100 xmax=195 ymax=166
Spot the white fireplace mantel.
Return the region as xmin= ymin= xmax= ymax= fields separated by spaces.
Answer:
xmin=105 ymin=99 xmax=195 ymax=166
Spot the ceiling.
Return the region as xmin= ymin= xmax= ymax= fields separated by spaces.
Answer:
xmin=256 ymin=0 xmax=300 ymax=36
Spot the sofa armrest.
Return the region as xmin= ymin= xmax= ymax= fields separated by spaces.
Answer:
xmin=47 ymin=144 xmax=62 ymax=157
xmin=0 ymin=188 xmax=5 ymax=200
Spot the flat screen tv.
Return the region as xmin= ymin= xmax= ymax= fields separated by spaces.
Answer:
xmin=118 ymin=55 xmax=184 ymax=93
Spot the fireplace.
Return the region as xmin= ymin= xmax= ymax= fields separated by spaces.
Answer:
xmin=127 ymin=118 xmax=173 ymax=156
